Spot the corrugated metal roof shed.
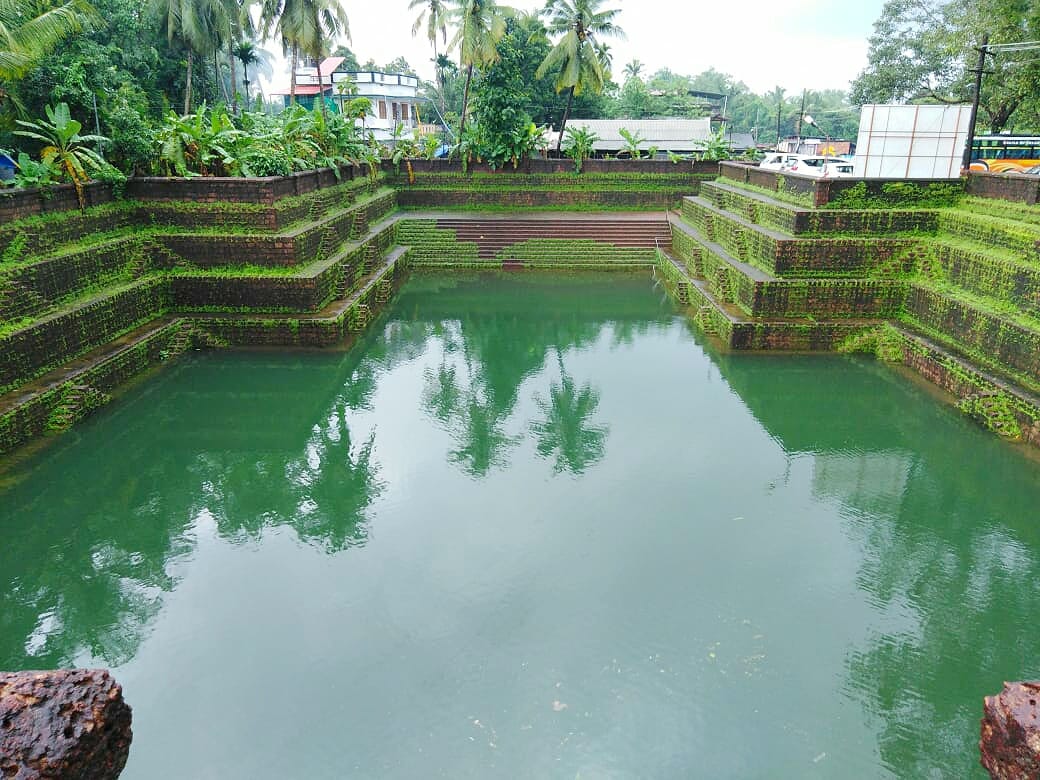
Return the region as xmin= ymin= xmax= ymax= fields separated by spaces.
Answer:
xmin=550 ymin=119 xmax=712 ymax=151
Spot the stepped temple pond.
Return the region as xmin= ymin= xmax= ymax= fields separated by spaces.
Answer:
xmin=2 ymin=271 xmax=1039 ymax=777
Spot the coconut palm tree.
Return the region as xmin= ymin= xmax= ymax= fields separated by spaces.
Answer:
xmin=292 ymin=0 xmax=348 ymax=121
xmin=409 ymin=0 xmax=447 ymax=60
xmin=447 ymin=0 xmax=510 ymax=140
xmin=221 ymin=0 xmax=253 ymax=111
xmin=0 ymin=0 xmax=100 ymax=82
xmin=622 ymin=58 xmax=642 ymax=81
xmin=536 ymin=0 xmax=623 ymax=152
xmin=257 ymin=0 xmax=296 ymax=104
xmin=262 ymin=0 xmax=347 ymax=115
xmin=410 ymin=0 xmax=447 ymax=112
xmin=594 ymin=39 xmax=611 ymax=76
xmin=150 ymin=0 xmax=226 ymax=112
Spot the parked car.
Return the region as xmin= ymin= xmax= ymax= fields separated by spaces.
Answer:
xmin=782 ymin=156 xmax=853 ymax=177
xmin=759 ymin=152 xmax=805 ymax=171
xmin=820 ymin=161 xmax=856 ymax=178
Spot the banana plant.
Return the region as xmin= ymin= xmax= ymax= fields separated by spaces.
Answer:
xmin=561 ymin=125 xmax=597 ymax=173
xmin=618 ymin=127 xmax=645 ymax=160
xmin=697 ymin=128 xmax=733 ymax=162
xmin=452 ymin=124 xmax=481 ymax=173
xmin=420 ymin=134 xmax=442 ymax=160
xmin=390 ymin=129 xmax=420 ymax=183
xmin=506 ymin=122 xmax=547 ymax=169
xmin=155 ymin=104 xmax=243 ymax=176
xmin=14 ymin=102 xmax=108 ymax=207
xmin=12 ymin=152 xmax=60 ymax=188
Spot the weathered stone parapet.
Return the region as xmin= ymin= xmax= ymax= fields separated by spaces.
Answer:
xmin=0 ymin=669 xmax=132 ymax=779
xmin=981 ymin=681 xmax=1040 ymax=779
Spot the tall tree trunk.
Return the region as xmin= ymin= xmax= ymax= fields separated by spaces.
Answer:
xmin=459 ymin=63 xmax=473 ymax=140
xmin=229 ymin=42 xmax=238 ymax=113
xmin=242 ymin=64 xmax=250 ymax=106
xmin=290 ymin=45 xmax=298 ymax=106
xmin=556 ymin=86 xmax=574 ymax=153
xmin=317 ymin=57 xmax=328 ymax=123
xmin=184 ymin=49 xmax=193 ymax=114
xmin=434 ymin=40 xmax=444 ymax=118
xmin=216 ymin=51 xmax=230 ymax=104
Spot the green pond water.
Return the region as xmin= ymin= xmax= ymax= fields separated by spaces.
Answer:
xmin=2 ymin=271 xmax=1040 ymax=778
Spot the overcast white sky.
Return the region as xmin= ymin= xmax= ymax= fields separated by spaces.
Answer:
xmin=266 ymin=0 xmax=885 ymax=96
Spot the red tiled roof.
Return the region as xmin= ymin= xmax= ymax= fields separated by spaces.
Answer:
xmin=269 ymin=84 xmax=332 ymax=96
xmin=319 ymin=57 xmax=344 ymax=77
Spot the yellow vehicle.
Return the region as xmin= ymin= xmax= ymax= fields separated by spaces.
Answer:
xmin=969 ymin=135 xmax=1040 ymax=172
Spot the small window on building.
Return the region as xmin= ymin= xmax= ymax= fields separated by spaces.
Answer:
xmin=378 ymin=101 xmax=386 ymax=119
xmin=392 ymin=103 xmax=399 ymax=120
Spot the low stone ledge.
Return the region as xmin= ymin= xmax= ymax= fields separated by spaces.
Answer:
xmin=0 ymin=669 xmax=132 ymax=779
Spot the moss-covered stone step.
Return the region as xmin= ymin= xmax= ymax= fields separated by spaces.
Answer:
xmin=155 ymin=189 xmax=395 ymax=268
xmin=679 ymin=197 xmax=918 ymax=278
xmin=953 ymin=196 xmax=1040 ymax=229
xmin=395 ymin=220 xmax=481 ymax=264
xmin=847 ymin=324 xmax=1040 ymax=446
xmin=921 ymin=239 xmax=1040 ymax=319
xmin=0 ymin=318 xmax=187 ymax=456
xmin=936 ymin=209 xmax=1040 ymax=264
xmin=432 ymin=215 xmax=671 ymax=256
xmin=655 ymin=250 xmax=882 ymax=350
xmin=195 ymin=246 xmax=407 ymax=347
xmin=0 ymin=278 xmax=171 ymax=396
xmin=396 ymin=187 xmax=692 ymax=210
xmin=386 ymin=172 xmax=707 ymax=188
xmin=0 ymin=177 xmax=384 ymax=266
xmin=701 ymin=180 xmax=939 ymax=236
xmin=396 ymin=216 xmax=669 ymax=265
xmin=167 ymin=218 xmax=396 ymax=312
xmin=903 ymin=282 xmax=1040 ymax=393
xmin=0 ymin=203 xmax=139 ymax=263
xmin=669 ymin=215 xmax=907 ymax=319
xmin=0 ymin=236 xmax=150 ymax=323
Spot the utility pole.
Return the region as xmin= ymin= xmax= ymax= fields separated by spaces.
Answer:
xmin=963 ymin=33 xmax=990 ymax=172
xmin=776 ymin=102 xmax=782 ymax=148
xmin=796 ymin=89 xmax=806 ymax=152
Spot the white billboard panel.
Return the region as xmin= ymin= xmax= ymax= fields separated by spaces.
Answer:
xmin=854 ymin=104 xmax=971 ymax=179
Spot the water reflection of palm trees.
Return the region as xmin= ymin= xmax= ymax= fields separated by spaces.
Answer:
xmin=0 ymin=350 xmax=391 ymax=670
xmin=419 ymin=312 xmax=610 ymax=477
xmin=286 ymin=401 xmax=384 ymax=552
xmin=530 ymin=350 xmax=608 ymax=475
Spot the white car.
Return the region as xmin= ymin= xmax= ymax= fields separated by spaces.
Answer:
xmin=759 ymin=152 xmax=805 ymax=171
xmin=781 ymin=156 xmax=853 ymax=177
xmin=821 ymin=161 xmax=856 ymax=178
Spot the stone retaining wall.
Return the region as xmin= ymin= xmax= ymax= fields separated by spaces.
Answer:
xmin=966 ymin=172 xmax=1040 ymax=205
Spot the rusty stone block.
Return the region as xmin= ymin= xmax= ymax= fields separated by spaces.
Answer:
xmin=0 ymin=669 xmax=132 ymax=779
xmin=981 ymin=681 xmax=1040 ymax=779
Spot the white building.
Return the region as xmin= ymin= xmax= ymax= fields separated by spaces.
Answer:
xmin=273 ymin=57 xmax=433 ymax=142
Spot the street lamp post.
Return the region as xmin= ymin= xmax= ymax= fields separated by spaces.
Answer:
xmin=962 ymin=33 xmax=991 ymax=173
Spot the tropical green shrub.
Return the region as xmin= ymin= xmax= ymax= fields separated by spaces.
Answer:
xmin=562 ymin=125 xmax=597 ymax=173
xmin=11 ymin=152 xmax=60 ymax=188
xmin=14 ymin=102 xmax=109 ymax=205
xmin=618 ymin=127 xmax=644 ymax=159
xmin=695 ymin=127 xmax=732 ymax=162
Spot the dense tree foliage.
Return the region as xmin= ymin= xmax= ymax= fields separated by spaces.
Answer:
xmin=535 ymin=0 xmax=621 ymax=149
xmin=851 ymin=0 xmax=1040 ymax=132
xmin=469 ymin=17 xmax=538 ymax=166
xmin=0 ymin=0 xmax=883 ymax=186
